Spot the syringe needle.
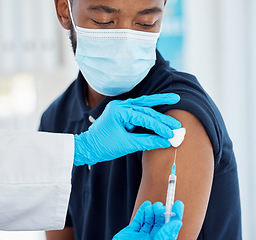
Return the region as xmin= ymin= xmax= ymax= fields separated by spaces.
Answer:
xmin=171 ymin=149 xmax=177 ymax=175
xmin=174 ymin=149 xmax=177 ymax=165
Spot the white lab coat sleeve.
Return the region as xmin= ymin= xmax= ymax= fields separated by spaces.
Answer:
xmin=0 ymin=131 xmax=74 ymax=231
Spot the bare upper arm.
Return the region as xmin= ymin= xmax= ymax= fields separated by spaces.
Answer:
xmin=131 ymin=109 xmax=214 ymax=240
xmin=46 ymin=227 xmax=75 ymax=240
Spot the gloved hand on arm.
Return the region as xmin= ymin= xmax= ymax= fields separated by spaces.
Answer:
xmin=73 ymin=93 xmax=181 ymax=166
xmin=112 ymin=200 xmax=184 ymax=240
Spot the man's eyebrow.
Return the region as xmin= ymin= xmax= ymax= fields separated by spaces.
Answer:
xmin=87 ymin=5 xmax=121 ymax=14
xmin=137 ymin=7 xmax=162 ymax=15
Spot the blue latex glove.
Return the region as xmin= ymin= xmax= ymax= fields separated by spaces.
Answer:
xmin=112 ymin=200 xmax=184 ymax=240
xmin=74 ymin=93 xmax=181 ymax=166
xmin=154 ymin=201 xmax=184 ymax=240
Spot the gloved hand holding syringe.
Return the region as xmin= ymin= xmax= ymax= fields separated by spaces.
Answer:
xmin=165 ymin=128 xmax=186 ymax=223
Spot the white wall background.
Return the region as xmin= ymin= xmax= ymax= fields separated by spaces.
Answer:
xmin=184 ymin=1 xmax=256 ymax=239
xmin=0 ymin=0 xmax=255 ymax=239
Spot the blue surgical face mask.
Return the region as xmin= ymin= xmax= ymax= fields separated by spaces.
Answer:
xmin=67 ymin=1 xmax=160 ymax=96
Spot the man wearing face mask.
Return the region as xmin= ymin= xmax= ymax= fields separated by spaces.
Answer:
xmin=40 ymin=0 xmax=241 ymax=239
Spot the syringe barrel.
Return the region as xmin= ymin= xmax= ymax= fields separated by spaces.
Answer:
xmin=165 ymin=174 xmax=177 ymax=222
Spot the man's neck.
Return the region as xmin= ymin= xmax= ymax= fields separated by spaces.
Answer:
xmin=86 ymin=85 xmax=105 ymax=108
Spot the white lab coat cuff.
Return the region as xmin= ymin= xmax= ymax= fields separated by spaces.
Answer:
xmin=53 ymin=134 xmax=74 ymax=230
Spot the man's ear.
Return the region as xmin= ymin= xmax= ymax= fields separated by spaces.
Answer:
xmin=54 ymin=0 xmax=71 ymax=30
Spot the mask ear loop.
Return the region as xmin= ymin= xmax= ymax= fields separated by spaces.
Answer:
xmin=67 ymin=0 xmax=77 ymax=33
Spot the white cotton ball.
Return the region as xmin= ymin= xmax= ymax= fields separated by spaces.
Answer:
xmin=169 ymin=128 xmax=186 ymax=147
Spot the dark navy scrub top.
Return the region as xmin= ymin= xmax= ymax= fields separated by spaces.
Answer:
xmin=39 ymin=51 xmax=242 ymax=240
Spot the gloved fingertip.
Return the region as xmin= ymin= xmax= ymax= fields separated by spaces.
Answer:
xmin=175 ymin=200 xmax=185 ymax=209
xmin=172 ymin=200 xmax=185 ymax=220
xmin=153 ymin=201 xmax=164 ymax=207
xmin=173 ymin=200 xmax=184 ymax=211
xmin=154 ymin=141 xmax=171 ymax=150
xmin=130 ymin=201 xmax=153 ymax=230
xmin=153 ymin=202 xmax=166 ymax=215
xmin=138 ymin=201 xmax=152 ymax=212
xmin=144 ymin=136 xmax=171 ymax=151
xmin=176 ymin=121 xmax=182 ymax=129
xmin=145 ymin=204 xmax=154 ymax=214
xmin=167 ymin=93 xmax=180 ymax=103
xmin=167 ymin=129 xmax=174 ymax=138
xmin=160 ymin=140 xmax=172 ymax=149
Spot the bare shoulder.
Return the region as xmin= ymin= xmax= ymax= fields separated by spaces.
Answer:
xmin=132 ymin=109 xmax=214 ymax=239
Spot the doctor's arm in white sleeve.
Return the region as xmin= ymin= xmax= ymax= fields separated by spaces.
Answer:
xmin=0 ymin=131 xmax=74 ymax=231
xmin=0 ymin=94 xmax=182 ymax=232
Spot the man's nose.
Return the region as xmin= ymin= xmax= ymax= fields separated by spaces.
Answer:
xmin=115 ymin=19 xmax=135 ymax=30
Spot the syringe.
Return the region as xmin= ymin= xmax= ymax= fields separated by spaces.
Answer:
xmin=164 ymin=149 xmax=177 ymax=223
